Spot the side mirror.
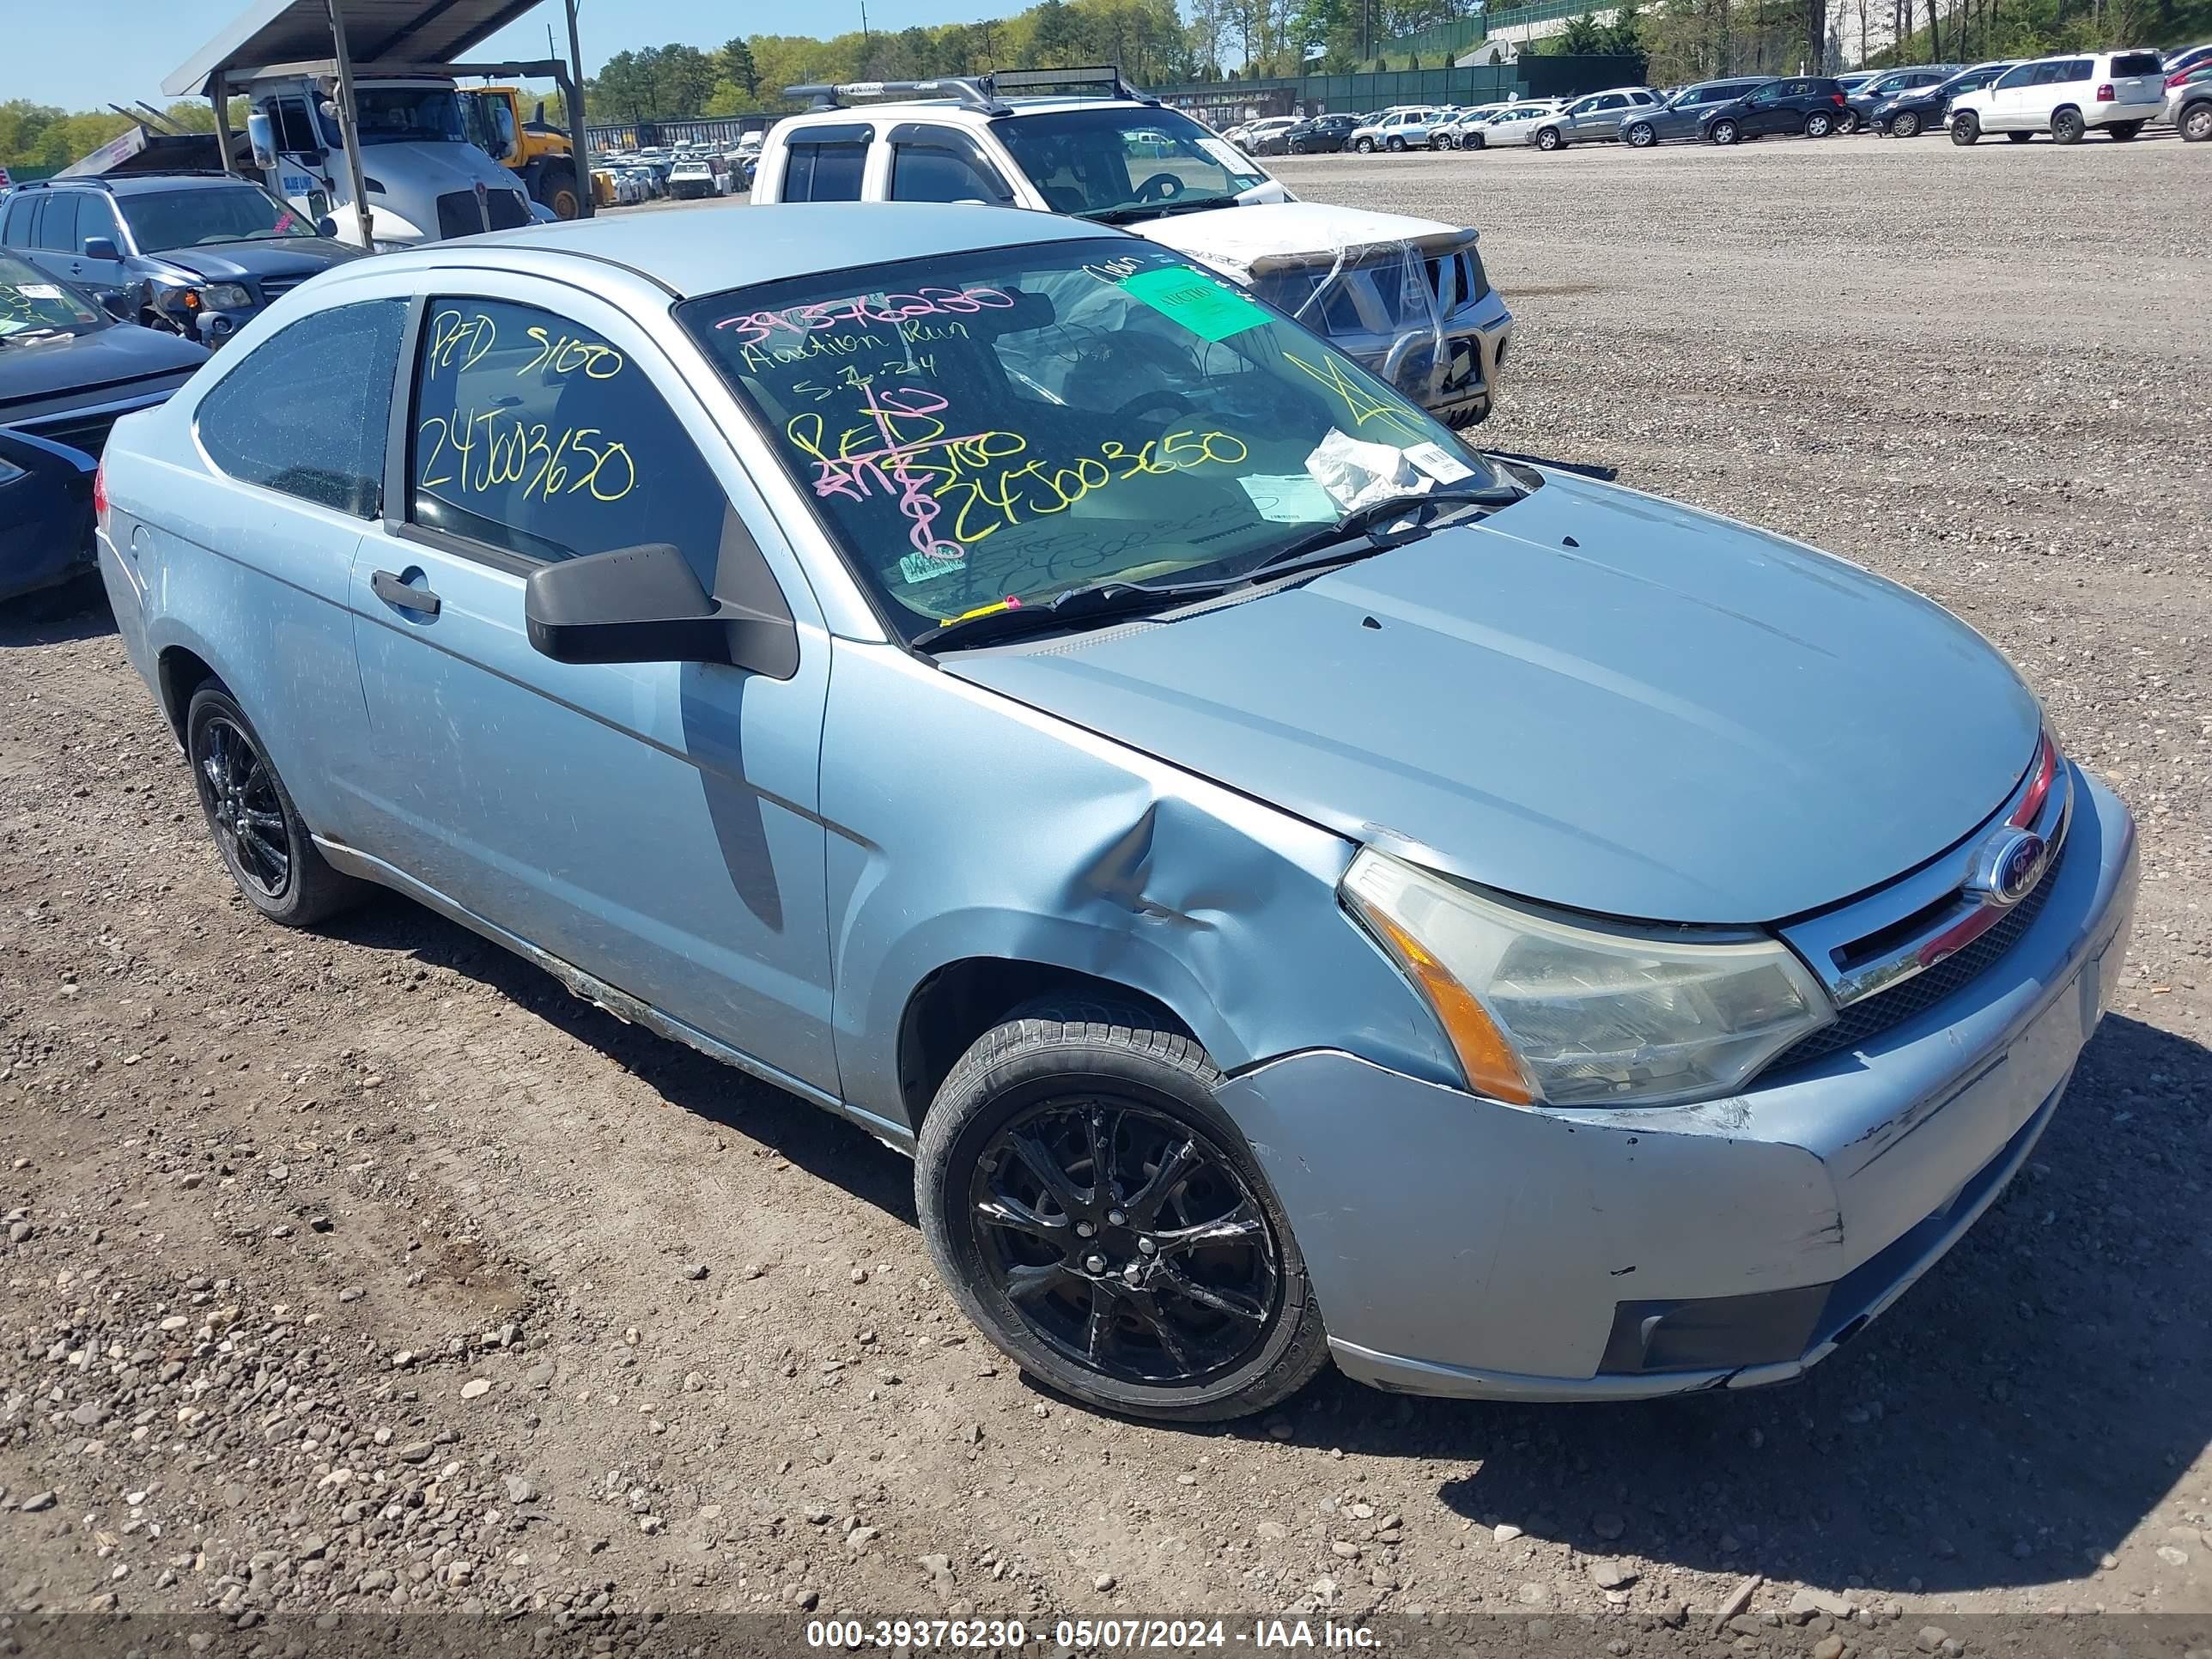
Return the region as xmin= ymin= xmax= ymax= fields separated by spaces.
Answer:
xmin=315 ymin=215 xmax=339 ymax=238
xmin=82 ymin=237 xmax=120 ymax=262
xmin=246 ymin=110 xmax=278 ymax=171
xmin=100 ymin=290 xmax=136 ymax=322
xmin=524 ymin=541 xmax=798 ymax=677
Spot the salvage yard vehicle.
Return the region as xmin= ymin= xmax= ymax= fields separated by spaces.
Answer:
xmin=754 ymin=68 xmax=1511 ymax=427
xmin=2 ymin=173 xmax=358 ymax=347
xmin=1948 ymin=50 xmax=2170 ymax=143
xmin=1528 ymin=87 xmax=1661 ymax=150
xmin=1474 ymin=100 xmax=1569 ymax=146
xmin=1620 ymin=78 xmax=1770 ymax=146
xmin=1870 ymin=63 xmax=2014 ymax=137
xmin=94 ymin=203 xmax=2138 ymax=1421
xmin=1350 ymin=107 xmax=1446 ymax=151
xmin=2170 ymin=61 xmax=2212 ymax=139
xmin=0 ymin=426 xmax=99 ymax=604
xmin=1700 ymin=76 xmax=1851 ymax=143
xmin=1843 ymin=64 xmax=1961 ymax=132
xmin=666 ymin=155 xmax=727 ymax=198
xmin=0 ymin=249 xmax=206 ymax=460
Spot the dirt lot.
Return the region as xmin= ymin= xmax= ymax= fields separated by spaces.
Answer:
xmin=3 ymin=136 xmax=2209 ymax=1647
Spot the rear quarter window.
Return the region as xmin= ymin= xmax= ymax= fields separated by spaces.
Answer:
xmin=196 ymin=297 xmax=407 ymax=518
xmin=2110 ymin=52 xmax=2163 ymax=76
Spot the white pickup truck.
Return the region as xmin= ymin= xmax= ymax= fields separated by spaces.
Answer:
xmin=752 ymin=69 xmax=1514 ymax=427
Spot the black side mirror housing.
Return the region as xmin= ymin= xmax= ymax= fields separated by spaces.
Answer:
xmin=82 ymin=237 xmax=121 ymax=262
xmin=315 ymin=215 xmax=340 ymax=238
xmin=100 ymin=290 xmax=137 ymax=322
xmin=524 ymin=541 xmax=798 ymax=678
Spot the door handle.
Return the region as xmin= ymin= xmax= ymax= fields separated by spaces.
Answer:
xmin=371 ymin=568 xmax=441 ymax=617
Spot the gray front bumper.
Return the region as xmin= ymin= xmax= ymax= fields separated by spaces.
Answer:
xmin=1333 ymin=289 xmax=1513 ymax=428
xmin=1216 ymin=769 xmax=2138 ymax=1401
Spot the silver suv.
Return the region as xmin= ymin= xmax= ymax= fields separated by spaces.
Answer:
xmin=1531 ymin=88 xmax=1662 ymax=149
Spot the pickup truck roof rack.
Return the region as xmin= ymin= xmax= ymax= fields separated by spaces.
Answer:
xmin=782 ymin=65 xmax=1158 ymax=117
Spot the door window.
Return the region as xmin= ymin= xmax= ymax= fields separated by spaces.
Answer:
xmin=1596 ymin=94 xmax=1629 ymax=111
xmin=269 ymin=97 xmax=322 ymax=154
xmin=197 ymin=297 xmax=408 ymax=517
xmin=407 ymin=297 xmax=729 ymax=583
xmin=33 ymin=195 xmax=81 ymax=253
xmin=1747 ymin=85 xmax=1781 ymax=106
xmin=781 ymin=137 xmax=868 ymax=202
xmin=890 ymin=137 xmax=1013 ymax=204
xmin=1994 ymin=64 xmax=2039 ymax=88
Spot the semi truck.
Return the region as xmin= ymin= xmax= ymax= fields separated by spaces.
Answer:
xmin=459 ymin=85 xmax=585 ymax=220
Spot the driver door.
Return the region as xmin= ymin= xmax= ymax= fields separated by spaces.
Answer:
xmin=261 ymin=95 xmax=336 ymax=223
xmin=1742 ymin=84 xmax=1786 ymax=134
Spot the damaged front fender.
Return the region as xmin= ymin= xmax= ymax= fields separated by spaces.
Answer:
xmin=819 ymin=641 xmax=1463 ymax=1124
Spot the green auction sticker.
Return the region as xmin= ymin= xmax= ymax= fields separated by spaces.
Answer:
xmin=1119 ymin=265 xmax=1272 ymax=343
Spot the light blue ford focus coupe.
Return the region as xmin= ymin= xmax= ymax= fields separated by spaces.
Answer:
xmin=93 ymin=204 xmax=2137 ymax=1421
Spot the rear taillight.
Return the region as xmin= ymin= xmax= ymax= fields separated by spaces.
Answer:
xmin=2095 ymin=82 xmax=2115 ymax=100
xmin=93 ymin=456 xmax=108 ymax=534
xmin=1832 ymin=91 xmax=1846 ymax=105
xmin=2168 ymin=70 xmax=2191 ymax=86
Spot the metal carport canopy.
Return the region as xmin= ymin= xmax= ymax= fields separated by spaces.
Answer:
xmin=165 ymin=0 xmax=548 ymax=95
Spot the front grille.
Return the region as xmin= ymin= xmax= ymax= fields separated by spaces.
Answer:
xmin=486 ymin=190 xmax=529 ymax=230
xmin=1252 ymin=249 xmax=1488 ymax=338
xmin=1772 ymin=839 xmax=2067 ymax=1073
xmin=256 ymin=273 xmax=307 ymax=303
xmin=434 ymin=190 xmax=481 ymax=239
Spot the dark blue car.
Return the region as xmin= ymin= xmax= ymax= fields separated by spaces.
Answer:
xmin=0 ymin=250 xmax=204 ymax=599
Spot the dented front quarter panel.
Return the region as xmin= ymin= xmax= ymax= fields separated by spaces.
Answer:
xmin=819 ymin=640 xmax=1463 ymax=1124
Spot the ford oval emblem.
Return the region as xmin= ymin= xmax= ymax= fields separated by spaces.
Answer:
xmin=1967 ymin=829 xmax=2047 ymax=908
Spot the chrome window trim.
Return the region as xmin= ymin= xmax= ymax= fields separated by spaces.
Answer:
xmin=1780 ymin=733 xmax=2071 ymax=1010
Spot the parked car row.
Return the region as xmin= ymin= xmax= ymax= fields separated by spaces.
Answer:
xmin=1243 ymin=40 xmax=2209 ymax=156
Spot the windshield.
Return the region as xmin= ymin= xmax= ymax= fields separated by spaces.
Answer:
xmin=119 ymin=185 xmax=319 ymax=252
xmin=994 ymin=106 xmax=1267 ymax=220
xmin=680 ymin=238 xmax=1504 ymax=644
xmin=352 ymin=85 xmax=470 ymax=145
xmin=0 ymin=251 xmax=105 ymax=339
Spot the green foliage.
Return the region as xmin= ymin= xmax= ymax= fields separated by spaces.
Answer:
xmin=1869 ymin=0 xmax=2206 ymax=68
xmin=1555 ymin=9 xmax=1608 ymax=51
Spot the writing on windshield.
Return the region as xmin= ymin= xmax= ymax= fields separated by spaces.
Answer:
xmin=683 ymin=240 xmax=1498 ymax=639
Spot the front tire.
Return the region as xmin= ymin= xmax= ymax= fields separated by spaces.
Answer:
xmin=1626 ymin=120 xmax=1656 ymax=147
xmin=2105 ymin=119 xmax=2142 ymax=141
xmin=2051 ymin=107 xmax=2085 ymax=144
xmin=1534 ymin=125 xmax=1564 ymax=150
xmin=1891 ymin=108 xmax=1923 ymax=138
xmin=2186 ymin=102 xmax=2212 ymax=142
xmin=1709 ymin=118 xmax=1741 ymax=145
xmin=1353 ymin=136 xmax=1375 ymax=153
xmin=2007 ymin=130 xmax=2033 ymax=142
xmin=1839 ymin=108 xmax=1863 ymax=133
xmin=1952 ymin=112 xmax=1981 ymax=144
xmin=544 ymin=168 xmax=582 ymax=220
xmin=185 ymin=686 xmax=362 ymax=928
xmin=916 ymin=998 xmax=1329 ymax=1423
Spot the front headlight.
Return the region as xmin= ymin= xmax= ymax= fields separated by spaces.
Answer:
xmin=201 ymin=283 xmax=252 ymax=310
xmin=1341 ymin=849 xmax=1833 ymax=1108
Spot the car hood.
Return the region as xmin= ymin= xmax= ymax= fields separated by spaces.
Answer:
xmin=945 ymin=471 xmax=2040 ymax=925
xmin=152 ymin=238 xmax=360 ymax=284
xmin=1136 ymin=200 xmax=1471 ymax=286
xmin=0 ymin=324 xmax=208 ymax=413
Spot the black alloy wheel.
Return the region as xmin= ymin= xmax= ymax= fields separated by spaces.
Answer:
xmin=965 ymin=1097 xmax=1278 ymax=1388
xmin=917 ymin=999 xmax=1328 ymax=1421
xmin=193 ymin=710 xmax=290 ymax=900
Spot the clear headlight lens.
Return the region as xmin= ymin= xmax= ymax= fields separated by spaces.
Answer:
xmin=200 ymin=283 xmax=252 ymax=311
xmin=1341 ymin=849 xmax=1834 ymax=1108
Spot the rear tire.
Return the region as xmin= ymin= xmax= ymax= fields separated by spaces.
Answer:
xmin=185 ymin=686 xmax=363 ymax=929
xmin=2051 ymin=107 xmax=2085 ymax=144
xmin=2105 ymin=119 xmax=2142 ymax=141
xmin=915 ymin=998 xmax=1330 ymax=1424
xmin=1951 ymin=112 xmax=1980 ymax=144
xmin=1804 ymin=110 xmax=1834 ymax=137
xmin=1891 ymin=108 xmax=1922 ymax=138
xmin=1709 ymin=118 xmax=1741 ymax=145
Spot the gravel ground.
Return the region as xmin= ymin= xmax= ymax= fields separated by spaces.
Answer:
xmin=2 ymin=136 xmax=2209 ymax=1648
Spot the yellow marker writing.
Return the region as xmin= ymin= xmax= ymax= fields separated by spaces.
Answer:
xmin=940 ymin=597 xmax=1023 ymax=627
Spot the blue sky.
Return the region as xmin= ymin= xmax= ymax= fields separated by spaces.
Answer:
xmin=20 ymin=0 xmax=913 ymax=112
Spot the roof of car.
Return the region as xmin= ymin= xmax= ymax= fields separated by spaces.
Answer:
xmin=23 ymin=172 xmax=262 ymax=194
xmin=424 ymin=202 xmax=1115 ymax=300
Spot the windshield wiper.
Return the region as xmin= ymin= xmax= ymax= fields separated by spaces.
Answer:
xmin=1241 ymin=486 xmax=1523 ymax=585
xmin=0 ymin=327 xmax=73 ymax=349
xmin=916 ymin=580 xmax=1205 ymax=654
xmin=1083 ymin=196 xmax=1242 ymax=225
